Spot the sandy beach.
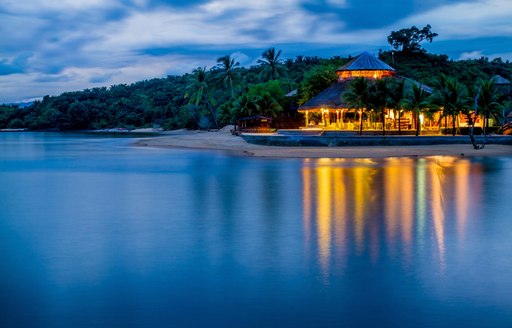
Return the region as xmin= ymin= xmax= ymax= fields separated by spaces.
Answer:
xmin=134 ymin=127 xmax=512 ymax=158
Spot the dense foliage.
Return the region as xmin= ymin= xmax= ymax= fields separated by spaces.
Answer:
xmin=387 ymin=25 xmax=438 ymax=54
xmin=1 ymin=43 xmax=512 ymax=131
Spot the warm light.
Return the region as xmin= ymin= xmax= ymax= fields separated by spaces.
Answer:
xmin=419 ymin=114 xmax=425 ymax=124
xmin=337 ymin=70 xmax=394 ymax=80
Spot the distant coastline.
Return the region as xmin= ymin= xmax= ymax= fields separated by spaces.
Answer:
xmin=0 ymin=128 xmax=28 ymax=132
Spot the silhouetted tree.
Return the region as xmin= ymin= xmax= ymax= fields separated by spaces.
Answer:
xmin=387 ymin=25 xmax=438 ymax=53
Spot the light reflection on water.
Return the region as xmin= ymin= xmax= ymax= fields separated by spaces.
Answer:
xmin=1 ymin=133 xmax=512 ymax=327
xmin=301 ymin=156 xmax=485 ymax=279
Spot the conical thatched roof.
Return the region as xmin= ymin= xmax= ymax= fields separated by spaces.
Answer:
xmin=336 ymin=51 xmax=395 ymax=73
xmin=494 ymin=75 xmax=510 ymax=85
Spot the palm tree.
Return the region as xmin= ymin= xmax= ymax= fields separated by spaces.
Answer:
xmin=401 ymin=83 xmax=432 ymax=136
xmin=368 ymin=78 xmax=393 ymax=135
xmin=254 ymin=92 xmax=283 ymax=118
xmin=185 ymin=66 xmax=219 ymax=129
xmin=475 ymin=77 xmax=504 ymax=136
xmin=344 ymin=77 xmax=370 ymax=135
xmin=231 ymin=93 xmax=256 ymax=118
xmin=432 ymin=76 xmax=471 ymax=136
xmin=258 ymin=47 xmax=286 ymax=81
xmin=387 ymin=79 xmax=405 ymax=135
xmin=216 ymin=55 xmax=240 ymax=99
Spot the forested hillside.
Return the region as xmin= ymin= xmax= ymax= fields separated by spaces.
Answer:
xmin=2 ymin=46 xmax=511 ymax=131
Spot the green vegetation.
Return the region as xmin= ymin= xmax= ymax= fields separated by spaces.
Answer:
xmin=1 ymin=28 xmax=511 ymax=132
xmin=387 ymin=25 xmax=438 ymax=54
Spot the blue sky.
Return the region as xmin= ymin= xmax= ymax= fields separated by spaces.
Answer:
xmin=1 ymin=0 xmax=511 ymax=103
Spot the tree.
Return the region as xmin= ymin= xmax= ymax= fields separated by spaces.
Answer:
xmin=387 ymin=79 xmax=405 ymax=135
xmin=387 ymin=25 xmax=438 ymax=53
xmin=185 ymin=67 xmax=219 ymax=129
xmin=254 ymin=92 xmax=283 ymax=118
xmin=475 ymin=77 xmax=505 ymax=136
xmin=432 ymin=76 xmax=471 ymax=136
xmin=231 ymin=93 xmax=257 ymax=118
xmin=231 ymin=80 xmax=286 ymax=119
xmin=343 ymin=77 xmax=371 ymax=135
xmin=368 ymin=78 xmax=393 ymax=135
xmin=298 ymin=64 xmax=338 ymax=105
xmin=215 ymin=55 xmax=240 ymax=99
xmin=258 ymin=47 xmax=287 ymax=81
xmin=401 ymin=84 xmax=432 ymax=136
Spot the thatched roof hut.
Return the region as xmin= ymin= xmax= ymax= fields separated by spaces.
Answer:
xmin=336 ymin=51 xmax=395 ymax=80
xmin=493 ymin=75 xmax=510 ymax=85
xmin=298 ymin=52 xmax=431 ymax=113
xmin=494 ymin=75 xmax=511 ymax=96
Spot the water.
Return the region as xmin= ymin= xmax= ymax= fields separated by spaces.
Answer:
xmin=1 ymin=133 xmax=512 ymax=327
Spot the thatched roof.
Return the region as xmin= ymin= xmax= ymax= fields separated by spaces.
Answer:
xmin=298 ymin=80 xmax=352 ymax=111
xmin=298 ymin=76 xmax=432 ymax=112
xmin=336 ymin=51 xmax=395 ymax=73
xmin=398 ymin=76 xmax=433 ymax=94
xmin=494 ymin=75 xmax=510 ymax=85
xmin=285 ymin=89 xmax=298 ymax=97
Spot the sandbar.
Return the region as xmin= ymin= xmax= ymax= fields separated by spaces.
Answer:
xmin=134 ymin=127 xmax=512 ymax=158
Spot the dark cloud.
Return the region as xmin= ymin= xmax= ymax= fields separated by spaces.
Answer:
xmin=428 ymin=36 xmax=512 ymax=60
xmin=89 ymin=72 xmax=116 ymax=83
xmin=0 ymin=53 xmax=31 ymax=76
xmin=146 ymin=0 xmax=209 ymax=7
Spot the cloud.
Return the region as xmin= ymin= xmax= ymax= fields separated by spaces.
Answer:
xmin=326 ymin=0 xmax=348 ymax=7
xmin=0 ymin=54 xmax=31 ymax=75
xmin=396 ymin=0 xmax=512 ymax=40
xmin=459 ymin=50 xmax=512 ymax=62
xmin=459 ymin=50 xmax=484 ymax=60
xmin=0 ymin=53 xmax=216 ymax=102
xmin=1 ymin=0 xmax=512 ymax=103
xmin=230 ymin=51 xmax=255 ymax=67
xmin=0 ymin=0 xmax=119 ymax=13
xmin=80 ymin=0 xmax=362 ymax=53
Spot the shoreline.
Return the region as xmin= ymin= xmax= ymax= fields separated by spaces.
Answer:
xmin=134 ymin=128 xmax=512 ymax=159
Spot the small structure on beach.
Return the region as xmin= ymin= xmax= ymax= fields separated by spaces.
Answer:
xmin=494 ymin=75 xmax=511 ymax=95
xmin=236 ymin=115 xmax=273 ymax=133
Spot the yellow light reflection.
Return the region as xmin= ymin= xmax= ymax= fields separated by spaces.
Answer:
xmin=316 ymin=165 xmax=332 ymax=274
xmin=416 ymin=159 xmax=427 ymax=250
xmin=430 ymin=160 xmax=446 ymax=271
xmin=300 ymin=156 xmax=482 ymax=279
xmin=455 ymin=159 xmax=470 ymax=240
xmin=384 ymin=158 xmax=415 ymax=261
xmin=352 ymin=166 xmax=376 ymax=253
xmin=400 ymin=159 xmax=414 ymax=252
xmin=303 ymin=166 xmax=312 ymax=248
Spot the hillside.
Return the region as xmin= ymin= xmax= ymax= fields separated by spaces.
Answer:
xmin=1 ymin=51 xmax=511 ymax=131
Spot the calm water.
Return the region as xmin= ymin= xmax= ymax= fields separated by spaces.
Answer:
xmin=1 ymin=133 xmax=512 ymax=328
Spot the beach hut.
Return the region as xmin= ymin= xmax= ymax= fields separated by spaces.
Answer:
xmin=236 ymin=115 xmax=273 ymax=133
xmin=494 ymin=75 xmax=510 ymax=91
xmin=298 ymin=52 xmax=431 ymax=133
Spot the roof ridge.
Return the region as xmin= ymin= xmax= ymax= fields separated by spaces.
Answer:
xmin=337 ymin=52 xmax=395 ymax=72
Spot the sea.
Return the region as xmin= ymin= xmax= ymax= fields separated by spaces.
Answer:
xmin=1 ymin=132 xmax=512 ymax=327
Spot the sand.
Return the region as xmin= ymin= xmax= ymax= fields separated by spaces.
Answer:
xmin=133 ymin=127 xmax=512 ymax=158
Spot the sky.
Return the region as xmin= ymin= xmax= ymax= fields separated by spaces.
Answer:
xmin=1 ymin=0 xmax=512 ymax=103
